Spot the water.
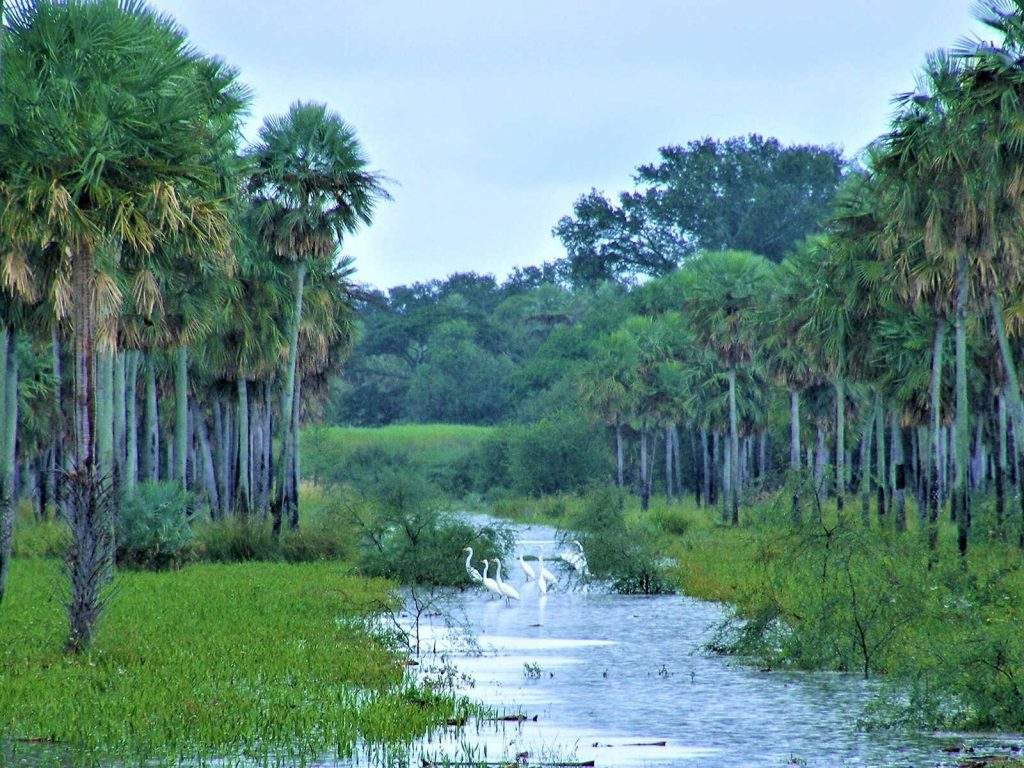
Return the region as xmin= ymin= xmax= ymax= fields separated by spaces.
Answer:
xmin=397 ymin=518 xmax=1021 ymax=768
xmin=10 ymin=517 xmax=1021 ymax=767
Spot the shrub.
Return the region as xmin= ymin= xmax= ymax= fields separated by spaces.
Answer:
xmin=12 ymin=502 xmax=68 ymax=559
xmin=570 ymin=485 xmax=673 ymax=594
xmin=653 ymin=505 xmax=694 ymax=536
xmin=352 ymin=473 xmax=512 ymax=586
xmin=195 ymin=518 xmax=279 ymax=563
xmin=117 ymin=482 xmax=195 ymax=569
xmin=504 ymin=414 xmax=611 ymax=496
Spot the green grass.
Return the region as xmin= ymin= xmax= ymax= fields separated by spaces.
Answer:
xmin=0 ymin=559 xmax=465 ymax=767
xmin=301 ymin=423 xmax=495 ymax=495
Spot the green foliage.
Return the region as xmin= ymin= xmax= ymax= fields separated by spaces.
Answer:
xmin=502 ymin=415 xmax=612 ymax=497
xmin=195 ymin=484 xmax=356 ymax=564
xmin=351 ymin=473 xmax=511 ymax=587
xmin=302 ymin=424 xmax=494 ymax=497
xmin=118 ymin=483 xmax=195 ymax=570
xmin=11 ymin=503 xmax=67 ymax=560
xmin=570 ymin=486 xmax=673 ymax=594
xmin=658 ymin=493 xmax=1024 ymax=731
xmin=0 ymin=560 xmax=463 ymax=766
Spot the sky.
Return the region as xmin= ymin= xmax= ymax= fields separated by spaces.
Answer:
xmin=159 ymin=1 xmax=983 ymax=290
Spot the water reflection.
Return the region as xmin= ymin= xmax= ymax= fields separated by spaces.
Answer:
xmin=394 ymin=518 xmax=1022 ymax=768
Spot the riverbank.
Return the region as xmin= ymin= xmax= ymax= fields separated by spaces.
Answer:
xmin=0 ymin=558 xmax=465 ymax=767
xmin=488 ymin=490 xmax=1024 ymax=733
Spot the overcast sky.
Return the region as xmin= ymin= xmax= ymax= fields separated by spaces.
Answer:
xmin=159 ymin=1 xmax=981 ymax=290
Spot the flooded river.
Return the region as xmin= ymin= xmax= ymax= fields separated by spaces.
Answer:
xmin=398 ymin=517 xmax=1019 ymax=768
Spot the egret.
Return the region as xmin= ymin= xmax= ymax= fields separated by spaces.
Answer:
xmin=480 ymin=560 xmax=502 ymax=600
xmin=537 ymin=554 xmax=556 ymax=586
xmin=462 ymin=547 xmax=483 ymax=584
xmin=537 ymin=570 xmax=549 ymax=594
xmin=493 ymin=559 xmax=521 ymax=603
xmin=518 ymin=555 xmax=536 ymax=581
xmin=560 ymin=541 xmax=589 ymax=575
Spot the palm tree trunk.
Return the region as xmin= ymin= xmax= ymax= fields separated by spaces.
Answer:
xmin=51 ymin=328 xmax=63 ymax=516
xmin=96 ymin=349 xmax=113 ymax=482
xmin=237 ymin=380 xmax=251 ymax=517
xmin=954 ymin=253 xmax=971 ymax=556
xmin=875 ymin=394 xmax=887 ymax=523
xmin=711 ymin=430 xmax=720 ymax=507
xmin=113 ymin=352 xmax=125 ymax=489
xmin=124 ymin=351 xmax=138 ymax=493
xmin=991 ymin=296 xmax=1024 ymax=429
xmin=0 ymin=332 xmax=18 ymax=605
xmin=273 ymin=260 xmax=307 ymax=535
xmin=859 ymin=407 xmax=874 ymax=526
xmin=891 ymin=413 xmax=906 ymax=533
xmin=638 ymin=427 xmax=649 ymax=511
xmin=67 ymin=246 xmax=108 ymax=654
xmin=835 ymin=371 xmax=846 ymax=516
xmin=289 ymin=374 xmax=301 ymax=529
xmin=193 ymin=402 xmax=219 ymax=515
xmin=789 ymin=389 xmax=800 ymax=470
xmin=665 ymin=426 xmax=674 ymax=499
xmin=928 ymin=318 xmax=947 ymax=550
xmin=728 ymin=366 xmax=739 ymax=526
xmin=174 ymin=346 xmax=188 ymax=488
xmin=701 ymin=428 xmax=710 ymax=507
xmin=614 ymin=421 xmax=624 ymax=487
xmin=997 ymin=390 xmax=1008 ymax=540
xmin=143 ymin=356 xmax=158 ymax=483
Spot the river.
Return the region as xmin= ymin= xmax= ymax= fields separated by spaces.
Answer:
xmin=394 ymin=516 xmax=1022 ymax=768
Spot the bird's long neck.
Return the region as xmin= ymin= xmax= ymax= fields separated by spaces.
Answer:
xmin=465 ymin=550 xmax=473 ymax=569
xmin=495 ymin=561 xmax=502 ymax=582
xmin=482 ymin=561 xmax=489 ymax=578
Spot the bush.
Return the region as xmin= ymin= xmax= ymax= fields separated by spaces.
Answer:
xmin=118 ymin=482 xmax=195 ymax=569
xmin=12 ymin=502 xmax=68 ymax=559
xmin=195 ymin=518 xmax=279 ymax=563
xmin=352 ymin=472 xmax=512 ymax=587
xmin=503 ymin=414 xmax=611 ymax=497
xmin=570 ymin=486 xmax=673 ymax=594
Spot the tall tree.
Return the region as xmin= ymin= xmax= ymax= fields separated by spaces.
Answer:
xmin=247 ymin=102 xmax=387 ymax=533
xmin=0 ymin=0 xmax=247 ymax=650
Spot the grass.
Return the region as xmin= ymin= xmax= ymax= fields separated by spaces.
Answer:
xmin=0 ymin=559 xmax=465 ymax=767
xmin=301 ymin=423 xmax=495 ymax=496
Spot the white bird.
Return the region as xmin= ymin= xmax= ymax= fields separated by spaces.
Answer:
xmin=480 ymin=560 xmax=502 ymax=600
xmin=560 ymin=541 xmax=589 ymax=575
xmin=537 ymin=554 xmax=556 ymax=587
xmin=537 ymin=570 xmax=549 ymax=594
xmin=462 ymin=547 xmax=483 ymax=584
xmin=518 ymin=555 xmax=536 ymax=581
xmin=493 ymin=559 xmax=521 ymax=603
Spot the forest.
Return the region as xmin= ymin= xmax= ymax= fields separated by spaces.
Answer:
xmin=4 ymin=1 xmax=1024 ymax=767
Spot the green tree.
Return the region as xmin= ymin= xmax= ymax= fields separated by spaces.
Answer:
xmin=247 ymin=102 xmax=387 ymax=534
xmin=680 ymin=251 xmax=774 ymax=524
xmin=0 ymin=0 xmax=247 ymax=650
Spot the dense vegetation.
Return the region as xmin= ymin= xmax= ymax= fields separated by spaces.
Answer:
xmin=7 ymin=0 xmax=1024 ymax=760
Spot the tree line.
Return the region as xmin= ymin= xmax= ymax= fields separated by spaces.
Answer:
xmin=0 ymin=1 xmax=383 ymax=651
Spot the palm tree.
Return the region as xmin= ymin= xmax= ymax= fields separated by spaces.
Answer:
xmin=246 ymin=102 xmax=387 ymax=533
xmin=681 ymin=251 xmax=774 ymax=525
xmin=0 ymin=0 xmax=247 ymax=651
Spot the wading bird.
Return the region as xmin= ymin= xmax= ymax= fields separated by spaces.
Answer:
xmin=537 ymin=554 xmax=556 ymax=587
xmin=518 ymin=555 xmax=536 ymax=581
xmin=462 ymin=547 xmax=483 ymax=583
xmin=481 ymin=560 xmax=502 ymax=600
xmin=493 ymin=560 xmax=521 ymax=603
xmin=560 ymin=541 xmax=589 ymax=575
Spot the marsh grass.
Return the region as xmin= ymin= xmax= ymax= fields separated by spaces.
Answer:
xmin=0 ymin=559 xmax=467 ymax=766
xmin=302 ymin=424 xmax=494 ymax=496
